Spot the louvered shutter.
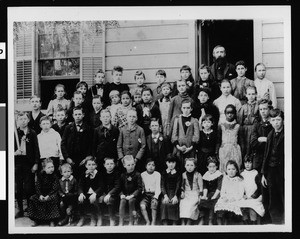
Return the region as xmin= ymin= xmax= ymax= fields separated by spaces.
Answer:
xmin=15 ymin=26 xmax=34 ymax=101
xmin=80 ymin=24 xmax=105 ymax=87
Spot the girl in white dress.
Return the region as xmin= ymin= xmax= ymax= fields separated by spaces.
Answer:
xmin=239 ymin=154 xmax=265 ymax=224
xmin=180 ymin=158 xmax=203 ymax=225
xmin=215 ymin=160 xmax=244 ymax=225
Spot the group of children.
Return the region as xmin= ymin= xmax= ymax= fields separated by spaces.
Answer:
xmin=14 ymin=61 xmax=284 ymax=227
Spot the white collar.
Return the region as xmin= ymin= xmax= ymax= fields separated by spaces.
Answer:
xmin=61 ymin=175 xmax=73 ymax=181
xmin=86 ymin=169 xmax=98 ymax=178
xmin=152 ymin=133 xmax=160 ymax=139
xmin=166 ymin=168 xmax=177 ymax=174
xmin=202 ymin=170 xmax=222 ymax=181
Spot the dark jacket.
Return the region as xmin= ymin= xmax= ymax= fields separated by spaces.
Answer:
xmin=98 ymin=170 xmax=121 ymax=197
xmin=261 ymin=129 xmax=284 ymax=177
xmin=78 ymin=170 xmax=102 ymax=197
xmin=93 ymin=124 xmax=119 ymax=163
xmin=15 ymin=127 xmax=40 ymax=166
xmin=28 ymin=111 xmax=45 ymax=135
xmin=145 ymin=133 xmax=170 ymax=173
xmin=136 ymin=102 xmax=162 ymax=136
xmin=86 ymin=83 xmax=110 ymax=110
xmin=61 ymin=122 xmax=93 ymax=162
xmin=250 ymin=120 xmax=273 ymax=170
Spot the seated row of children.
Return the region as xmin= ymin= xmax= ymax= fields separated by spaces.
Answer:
xmin=25 ymin=151 xmax=265 ymax=227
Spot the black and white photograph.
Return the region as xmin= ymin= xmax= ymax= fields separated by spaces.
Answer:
xmin=7 ymin=6 xmax=292 ymax=234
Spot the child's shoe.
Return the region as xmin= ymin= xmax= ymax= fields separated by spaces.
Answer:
xmin=76 ymin=217 xmax=85 ymax=227
xmin=96 ymin=216 xmax=102 ymax=226
xmin=49 ymin=221 xmax=55 ymax=227
xmin=109 ymin=218 xmax=115 ymax=226
xmin=58 ymin=216 xmax=69 ymax=226
xmin=90 ymin=216 xmax=97 ymax=226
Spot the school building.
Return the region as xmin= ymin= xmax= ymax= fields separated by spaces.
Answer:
xmin=14 ymin=20 xmax=285 ymax=111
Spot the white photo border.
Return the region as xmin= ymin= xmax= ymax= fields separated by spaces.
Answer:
xmin=8 ymin=6 xmax=292 ymax=234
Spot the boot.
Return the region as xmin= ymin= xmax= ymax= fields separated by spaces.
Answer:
xmin=15 ymin=200 xmax=24 ymax=218
xmin=76 ymin=217 xmax=85 ymax=227
xmin=58 ymin=216 xmax=69 ymax=226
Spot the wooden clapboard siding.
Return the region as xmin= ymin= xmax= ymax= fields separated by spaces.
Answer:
xmin=105 ymin=20 xmax=196 ymax=88
xmin=106 ymin=24 xmax=189 ymax=42
xmin=106 ymin=39 xmax=189 ymax=56
xmin=254 ymin=20 xmax=285 ymax=110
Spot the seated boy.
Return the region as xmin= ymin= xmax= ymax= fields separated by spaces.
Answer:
xmin=140 ymin=158 xmax=161 ymax=225
xmin=58 ymin=163 xmax=78 ymax=226
xmin=119 ymin=155 xmax=143 ymax=226
xmin=77 ymin=156 xmax=102 ymax=226
xmin=98 ymin=157 xmax=120 ymax=226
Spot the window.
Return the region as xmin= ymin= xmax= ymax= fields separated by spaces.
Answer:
xmin=39 ymin=32 xmax=80 ymax=78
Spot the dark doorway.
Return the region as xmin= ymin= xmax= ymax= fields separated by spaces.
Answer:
xmin=198 ymin=20 xmax=254 ymax=80
xmin=40 ymin=79 xmax=79 ymax=110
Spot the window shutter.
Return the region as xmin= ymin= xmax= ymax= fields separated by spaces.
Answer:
xmin=14 ymin=25 xmax=34 ymax=101
xmin=80 ymin=23 xmax=105 ymax=88
xmin=16 ymin=60 xmax=32 ymax=99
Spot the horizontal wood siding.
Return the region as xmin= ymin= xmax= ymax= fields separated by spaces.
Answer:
xmin=105 ymin=20 xmax=195 ymax=91
xmin=257 ymin=21 xmax=285 ymax=110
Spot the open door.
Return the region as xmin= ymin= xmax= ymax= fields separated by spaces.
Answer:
xmin=197 ymin=20 xmax=254 ymax=80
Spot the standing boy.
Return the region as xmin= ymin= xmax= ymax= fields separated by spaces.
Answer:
xmin=261 ymin=109 xmax=284 ymax=224
xmin=86 ymin=69 xmax=110 ymax=109
xmin=14 ymin=111 xmax=40 ymax=218
xmin=61 ymin=106 xmax=93 ymax=179
xmin=28 ymin=95 xmax=45 ymax=135
xmin=105 ymin=66 xmax=130 ymax=101
xmin=167 ymin=79 xmax=192 ymax=138
xmin=88 ymin=95 xmax=103 ymax=128
xmin=93 ymin=109 xmax=119 ymax=171
xmin=117 ymin=109 xmax=146 ymax=172
xmin=145 ymin=118 xmax=169 ymax=173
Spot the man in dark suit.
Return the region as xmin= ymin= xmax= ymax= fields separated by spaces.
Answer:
xmin=210 ymin=45 xmax=237 ymax=100
xmin=61 ymin=106 xmax=94 ymax=179
xmin=145 ymin=118 xmax=170 ymax=173
xmin=261 ymin=109 xmax=284 ymax=224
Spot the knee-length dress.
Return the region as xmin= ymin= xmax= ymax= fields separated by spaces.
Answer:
xmin=239 ymin=169 xmax=265 ymax=217
xmin=217 ymin=121 xmax=242 ymax=173
xmin=179 ymin=171 xmax=203 ymax=220
xmin=160 ymin=169 xmax=181 ymax=221
xmin=199 ymin=170 xmax=223 ymax=212
xmin=28 ymin=172 xmax=61 ymax=221
xmin=214 ymin=175 xmax=244 ymax=216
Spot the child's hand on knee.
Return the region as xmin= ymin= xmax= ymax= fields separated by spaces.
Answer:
xmin=78 ymin=193 xmax=86 ymax=203
xmin=89 ymin=193 xmax=97 ymax=203
xmin=104 ymin=194 xmax=111 ymax=204
xmin=163 ymin=195 xmax=170 ymax=204
xmin=171 ymin=196 xmax=178 ymax=204
xmin=125 ymin=195 xmax=134 ymax=200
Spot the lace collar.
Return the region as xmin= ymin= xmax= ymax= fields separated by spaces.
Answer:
xmin=202 ymin=170 xmax=222 ymax=181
